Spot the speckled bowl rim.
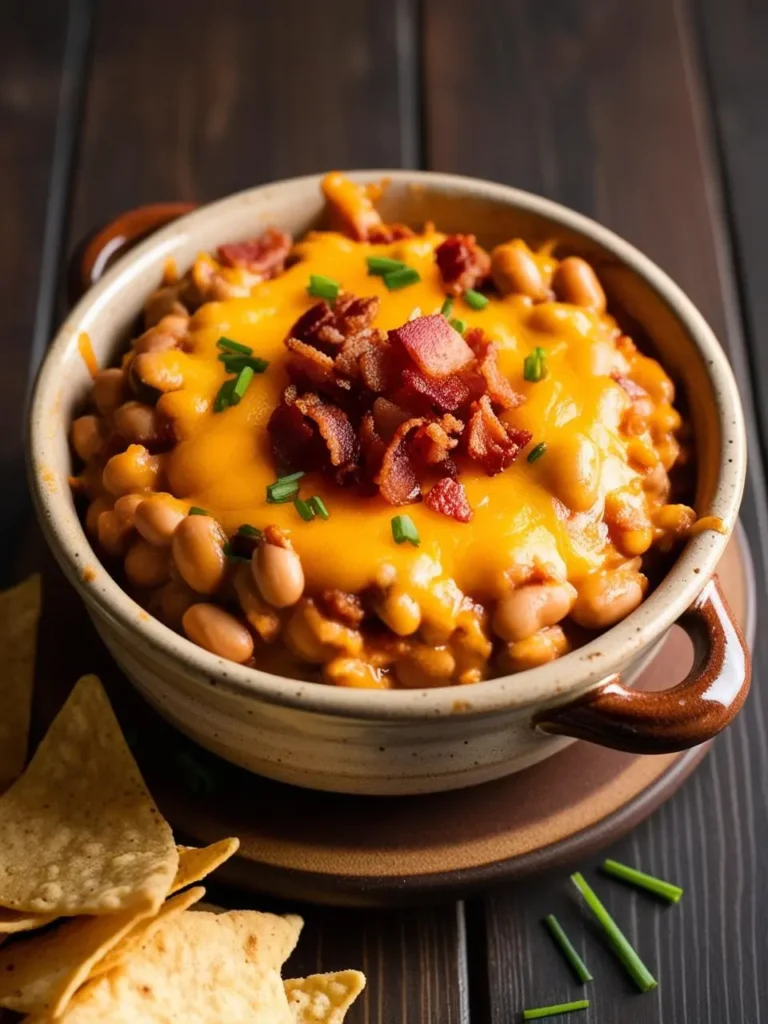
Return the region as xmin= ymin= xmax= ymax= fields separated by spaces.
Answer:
xmin=28 ymin=170 xmax=746 ymax=721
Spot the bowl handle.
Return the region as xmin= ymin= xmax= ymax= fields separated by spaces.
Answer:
xmin=534 ymin=576 xmax=751 ymax=753
xmin=69 ymin=202 xmax=197 ymax=302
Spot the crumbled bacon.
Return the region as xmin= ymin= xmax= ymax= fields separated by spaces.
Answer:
xmin=611 ymin=372 xmax=649 ymax=401
xmin=268 ymin=304 xmax=530 ymax=517
xmin=390 ymin=315 xmax=474 ymax=378
xmin=465 ymin=396 xmax=532 ymax=475
xmin=293 ymin=393 xmax=358 ymax=473
xmin=217 ymin=228 xmax=291 ymax=277
xmin=425 ymin=478 xmax=473 ymax=523
xmin=319 ymin=589 xmax=365 ymax=628
xmin=435 ymin=234 xmax=491 ymax=295
xmin=376 ymin=418 xmax=425 ymax=505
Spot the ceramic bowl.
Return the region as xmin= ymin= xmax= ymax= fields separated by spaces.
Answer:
xmin=28 ymin=171 xmax=750 ymax=795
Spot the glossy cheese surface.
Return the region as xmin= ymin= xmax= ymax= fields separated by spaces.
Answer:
xmin=154 ymin=229 xmax=674 ymax=627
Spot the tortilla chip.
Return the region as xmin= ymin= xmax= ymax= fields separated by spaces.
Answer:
xmin=0 ymin=575 xmax=41 ymax=792
xmin=88 ymin=886 xmax=205 ymax=980
xmin=0 ymin=901 xmax=156 ymax=1016
xmin=0 ymin=674 xmax=177 ymax=916
xmin=285 ymin=971 xmax=366 ymax=1023
xmin=49 ymin=910 xmax=300 ymax=1023
xmin=172 ymin=838 xmax=239 ymax=892
xmin=0 ymin=907 xmax=56 ymax=935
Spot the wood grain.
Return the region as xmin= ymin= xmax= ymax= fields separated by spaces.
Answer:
xmin=424 ymin=1 xmax=768 ymax=1021
xmin=0 ymin=0 xmax=89 ymax=585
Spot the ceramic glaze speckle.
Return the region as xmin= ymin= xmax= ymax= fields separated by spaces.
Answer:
xmin=28 ymin=171 xmax=748 ymax=794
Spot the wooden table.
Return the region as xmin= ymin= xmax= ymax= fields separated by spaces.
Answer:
xmin=3 ymin=1 xmax=766 ymax=1020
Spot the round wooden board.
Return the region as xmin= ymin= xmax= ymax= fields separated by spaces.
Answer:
xmin=31 ymin=527 xmax=754 ymax=908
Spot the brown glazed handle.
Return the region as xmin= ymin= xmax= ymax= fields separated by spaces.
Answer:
xmin=534 ymin=576 xmax=751 ymax=753
xmin=69 ymin=202 xmax=197 ymax=303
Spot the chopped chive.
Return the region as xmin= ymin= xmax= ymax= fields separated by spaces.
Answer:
xmin=216 ymin=336 xmax=252 ymax=355
xmin=523 ymin=1000 xmax=590 ymax=1020
xmin=187 ymin=506 xmax=209 ymax=517
xmin=449 ymin=317 xmax=467 ymax=335
xmin=383 ymin=266 xmax=421 ymax=291
xmin=213 ymin=378 xmax=236 ymax=412
xmin=218 ymin=353 xmax=269 ymax=374
xmin=276 ymin=471 xmax=305 ymax=484
xmin=601 ymin=859 xmax=683 ymax=903
xmin=527 ymin=442 xmax=547 ymax=463
xmin=440 ymin=296 xmax=454 ymax=317
xmin=223 ymin=541 xmax=251 ymax=563
xmin=391 ymin=514 xmax=419 ymax=546
xmin=523 ymin=346 xmax=548 ymax=383
xmin=237 ymin=524 xmax=262 ymax=538
xmin=308 ymin=495 xmax=330 ymax=520
xmin=367 ymin=255 xmax=407 ymax=276
xmin=308 ymin=274 xmax=340 ymax=301
xmin=266 ymin=481 xmax=300 ymax=504
xmin=228 ymin=366 xmax=254 ymax=405
xmin=543 ymin=915 xmax=593 ymax=984
xmin=571 ymin=872 xmax=657 ymax=992
xmin=464 ymin=288 xmax=489 ymax=310
xmin=294 ymin=498 xmax=316 ymax=522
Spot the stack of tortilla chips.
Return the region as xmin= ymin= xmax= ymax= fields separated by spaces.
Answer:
xmin=0 ymin=578 xmax=365 ymax=1022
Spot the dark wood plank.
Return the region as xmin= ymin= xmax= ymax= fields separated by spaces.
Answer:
xmin=424 ymin=1 xmax=768 ymax=1022
xmin=70 ymin=0 xmax=419 ymax=239
xmin=62 ymin=5 xmax=468 ymax=1020
xmin=0 ymin=0 xmax=89 ymax=584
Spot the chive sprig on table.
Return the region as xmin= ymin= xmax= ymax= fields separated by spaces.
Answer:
xmin=383 ymin=266 xmax=421 ymax=290
xmin=522 ymin=1000 xmax=590 ymax=1020
xmin=570 ymin=872 xmax=658 ymax=992
xmin=543 ymin=915 xmax=593 ymax=984
xmin=216 ymin=336 xmax=252 ymax=356
xmin=527 ymin=442 xmax=547 ymax=463
xmin=391 ymin=514 xmax=419 ymax=546
xmin=464 ymin=288 xmax=489 ymax=310
xmin=449 ymin=316 xmax=467 ymax=335
xmin=367 ymin=255 xmax=406 ymax=276
xmin=308 ymin=274 xmax=340 ymax=301
xmin=524 ymin=346 xmax=548 ymax=382
xmin=440 ymin=296 xmax=454 ymax=317
xmin=601 ymin=859 xmax=683 ymax=903
xmin=266 ymin=471 xmax=304 ymax=504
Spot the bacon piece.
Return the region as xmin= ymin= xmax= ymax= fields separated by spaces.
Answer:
xmin=375 ymin=418 xmax=424 ymax=505
xmin=401 ymin=367 xmax=471 ymax=412
xmin=319 ymin=589 xmax=365 ymax=627
xmin=372 ymin=397 xmax=410 ymax=439
xmin=267 ymin=400 xmax=323 ymax=473
xmin=390 ymin=315 xmax=474 ymax=378
xmin=435 ymin=234 xmax=491 ymax=296
xmin=289 ymin=294 xmax=380 ymax=352
xmin=611 ymin=372 xmax=649 ymax=401
xmin=217 ymin=228 xmax=291 ymax=277
xmin=360 ymin=339 xmax=397 ymax=393
xmin=411 ymin=415 xmax=463 ymax=466
xmin=465 ymin=396 xmax=532 ymax=475
xmin=425 ymin=478 xmax=473 ymax=523
xmin=290 ymin=301 xmax=336 ymax=345
xmin=360 ymin=412 xmax=387 ymax=483
xmin=294 ymin=393 xmax=358 ymax=471
xmin=471 ymin=334 xmax=524 ymax=410
xmin=285 ymin=337 xmax=338 ymax=390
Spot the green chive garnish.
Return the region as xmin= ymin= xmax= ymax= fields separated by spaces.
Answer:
xmin=218 ymin=353 xmax=269 ymax=374
xmin=216 ymin=336 xmax=252 ymax=355
xmin=237 ymin=524 xmax=262 ymax=538
xmin=449 ymin=317 xmax=467 ymax=335
xmin=440 ymin=296 xmax=454 ymax=317
xmin=464 ymin=288 xmax=489 ymax=310
xmin=213 ymin=378 xmax=236 ymax=412
xmin=294 ymin=498 xmax=316 ymax=522
xmin=308 ymin=274 xmax=340 ymax=301
xmin=523 ymin=1000 xmax=590 ymax=1020
xmin=367 ymin=256 xmax=407 ymax=276
xmin=523 ymin=346 xmax=547 ymax=382
xmin=308 ymin=496 xmax=330 ymax=520
xmin=188 ymin=506 xmax=209 ymax=517
xmin=391 ymin=514 xmax=419 ymax=546
xmin=266 ymin=472 xmax=304 ymax=504
xmin=223 ymin=541 xmax=251 ymax=563
xmin=571 ymin=872 xmax=657 ymax=992
xmin=527 ymin=442 xmax=547 ymax=463
xmin=383 ymin=266 xmax=421 ymax=291
xmin=228 ymin=366 xmax=254 ymax=405
xmin=601 ymin=859 xmax=683 ymax=903
xmin=543 ymin=915 xmax=593 ymax=984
